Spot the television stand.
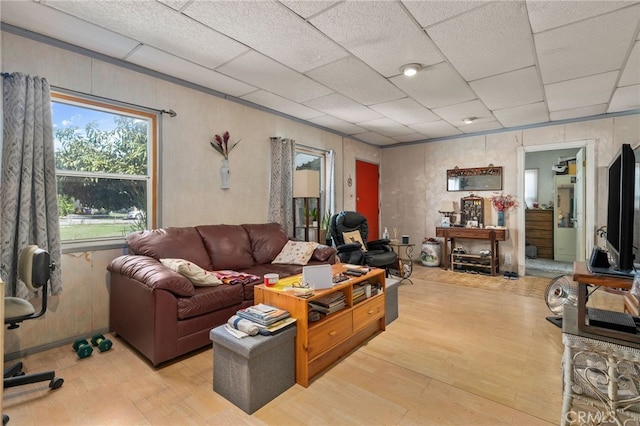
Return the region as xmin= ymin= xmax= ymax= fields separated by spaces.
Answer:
xmin=572 ymin=261 xmax=636 ymax=343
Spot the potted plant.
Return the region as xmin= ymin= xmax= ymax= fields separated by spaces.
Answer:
xmin=320 ymin=211 xmax=332 ymax=246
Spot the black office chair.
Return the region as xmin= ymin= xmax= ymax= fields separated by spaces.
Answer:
xmin=4 ymin=246 xmax=63 ymax=415
xmin=329 ymin=211 xmax=398 ymax=270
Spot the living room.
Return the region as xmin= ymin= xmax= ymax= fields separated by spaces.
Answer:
xmin=1 ymin=1 xmax=640 ymax=424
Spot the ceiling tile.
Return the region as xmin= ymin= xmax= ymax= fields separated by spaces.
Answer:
xmin=156 ymin=1 xmax=192 ymax=12
xmin=127 ymin=45 xmax=256 ymax=97
xmin=307 ymin=115 xmax=367 ymax=135
xmin=217 ymin=51 xmax=333 ymax=103
xmin=303 ymin=93 xmax=383 ymax=123
xmin=535 ymin=5 xmax=640 ymax=84
xmin=240 ymin=91 xmax=325 ymax=120
xmin=369 ymin=98 xmax=440 ymax=125
xmin=390 ymin=62 xmax=475 ymax=109
xmin=409 ymin=121 xmax=463 ymax=139
xmin=352 ymin=132 xmax=398 ymax=146
xmin=432 ymin=100 xmax=494 ymax=127
xmin=279 ymin=0 xmax=340 ymax=19
xmin=546 ymin=71 xmax=619 ymax=111
xmin=526 ymin=0 xmax=638 ymax=33
xmin=45 ymin=0 xmax=249 ymax=69
xmin=470 ymin=67 xmax=544 ymax=110
xmin=620 ymin=41 xmax=640 ymax=87
xmin=608 ymin=85 xmax=640 ymax=113
xmin=1 ymin=1 xmax=140 ymax=59
xmin=550 ymin=104 xmax=608 ymax=121
xmin=392 ymin=133 xmax=429 ymax=143
xmin=355 ymin=118 xmax=413 ymax=137
xmin=427 ymin=2 xmax=535 ymax=81
xmin=309 ymin=1 xmax=443 ymax=77
xmin=182 ymin=0 xmax=348 ymax=73
xmin=402 ymin=1 xmax=489 ymax=28
xmin=494 ymin=102 xmax=550 ymax=128
xmin=306 ymin=56 xmax=404 ymax=105
xmin=459 ymin=121 xmax=504 ymax=134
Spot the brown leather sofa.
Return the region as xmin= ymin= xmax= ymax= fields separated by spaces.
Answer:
xmin=107 ymin=223 xmax=336 ymax=366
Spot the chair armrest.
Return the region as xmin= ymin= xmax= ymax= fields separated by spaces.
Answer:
xmin=107 ymin=255 xmax=195 ymax=297
xmin=336 ymin=242 xmax=363 ymax=253
xmin=367 ymin=239 xmax=392 ymax=251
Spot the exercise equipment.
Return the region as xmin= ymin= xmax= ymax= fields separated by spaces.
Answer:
xmin=90 ymin=334 xmax=112 ymax=352
xmin=72 ymin=339 xmax=93 ymax=359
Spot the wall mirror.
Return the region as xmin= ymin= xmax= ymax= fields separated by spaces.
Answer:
xmin=447 ymin=166 xmax=502 ymax=192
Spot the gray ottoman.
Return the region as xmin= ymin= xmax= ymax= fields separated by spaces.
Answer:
xmin=209 ymin=325 xmax=296 ymax=414
xmin=386 ymin=279 xmax=399 ymax=325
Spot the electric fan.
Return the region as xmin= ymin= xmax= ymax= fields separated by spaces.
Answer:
xmin=544 ymin=275 xmax=579 ymax=328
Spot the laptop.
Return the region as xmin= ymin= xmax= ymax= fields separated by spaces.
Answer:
xmin=302 ymin=264 xmax=333 ymax=290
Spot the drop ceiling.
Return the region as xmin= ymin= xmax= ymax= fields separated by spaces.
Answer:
xmin=2 ymin=0 xmax=639 ymax=146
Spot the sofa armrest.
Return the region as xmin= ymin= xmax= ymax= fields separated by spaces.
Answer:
xmin=311 ymin=244 xmax=337 ymax=264
xmin=108 ymin=255 xmax=195 ymax=297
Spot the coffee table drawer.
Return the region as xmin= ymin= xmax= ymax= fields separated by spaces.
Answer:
xmin=307 ymin=313 xmax=352 ymax=359
xmin=353 ymin=296 xmax=384 ymax=332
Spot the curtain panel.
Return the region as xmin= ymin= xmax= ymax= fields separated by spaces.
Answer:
xmin=267 ymin=137 xmax=295 ymax=237
xmin=1 ymin=72 xmax=62 ymax=298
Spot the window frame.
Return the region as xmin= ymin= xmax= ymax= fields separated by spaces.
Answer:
xmin=52 ymin=91 xmax=158 ymax=251
xmin=295 ymin=146 xmax=327 ymax=211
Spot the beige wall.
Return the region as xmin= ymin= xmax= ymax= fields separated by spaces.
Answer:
xmin=380 ymin=114 xmax=640 ymax=271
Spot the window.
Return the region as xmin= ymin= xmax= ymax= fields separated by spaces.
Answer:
xmin=52 ymin=93 xmax=156 ymax=245
xmin=524 ymin=169 xmax=538 ymax=208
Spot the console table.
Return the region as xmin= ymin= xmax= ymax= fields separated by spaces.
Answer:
xmin=435 ymin=227 xmax=507 ymax=276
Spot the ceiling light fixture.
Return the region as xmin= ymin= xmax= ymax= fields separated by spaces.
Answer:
xmin=463 ymin=117 xmax=477 ymax=124
xmin=401 ymin=63 xmax=421 ymax=77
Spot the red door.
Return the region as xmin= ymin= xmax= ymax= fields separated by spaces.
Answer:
xmin=355 ymin=160 xmax=379 ymax=241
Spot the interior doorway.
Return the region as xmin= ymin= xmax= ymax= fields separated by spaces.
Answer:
xmin=517 ymin=141 xmax=595 ymax=278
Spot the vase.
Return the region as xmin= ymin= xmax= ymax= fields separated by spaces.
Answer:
xmin=421 ymin=241 xmax=441 ymax=267
xmin=497 ymin=211 xmax=505 ymax=227
xmin=220 ymin=158 xmax=230 ymax=189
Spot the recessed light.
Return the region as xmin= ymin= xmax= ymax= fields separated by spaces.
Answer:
xmin=463 ymin=117 xmax=477 ymax=124
xmin=401 ymin=63 xmax=421 ymax=77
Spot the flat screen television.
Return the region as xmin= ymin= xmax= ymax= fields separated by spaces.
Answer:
xmin=605 ymin=143 xmax=636 ymax=275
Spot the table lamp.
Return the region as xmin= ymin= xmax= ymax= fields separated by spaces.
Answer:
xmin=438 ymin=201 xmax=456 ymax=227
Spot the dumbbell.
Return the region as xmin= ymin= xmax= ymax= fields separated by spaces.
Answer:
xmin=90 ymin=334 xmax=112 ymax=352
xmin=72 ymin=339 xmax=93 ymax=359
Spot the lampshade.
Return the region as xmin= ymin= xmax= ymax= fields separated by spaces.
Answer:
xmin=293 ymin=170 xmax=320 ymax=198
xmin=438 ymin=201 xmax=456 ymax=213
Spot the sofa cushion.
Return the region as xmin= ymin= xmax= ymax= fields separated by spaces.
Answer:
xmin=196 ymin=225 xmax=255 ymax=270
xmin=242 ymin=223 xmax=289 ymax=264
xmin=126 ymin=228 xmax=213 ymax=270
xmin=177 ymin=284 xmax=245 ymax=320
xmin=272 ymin=240 xmax=319 ymax=265
xmin=159 ymin=258 xmax=222 ymax=286
xmin=311 ymin=245 xmax=337 ymax=262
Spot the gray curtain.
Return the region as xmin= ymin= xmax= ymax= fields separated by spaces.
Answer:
xmin=267 ymin=137 xmax=295 ymax=237
xmin=1 ymin=72 xmax=62 ymax=298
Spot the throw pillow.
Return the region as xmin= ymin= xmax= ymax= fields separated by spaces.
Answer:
xmin=160 ymin=258 xmax=222 ymax=286
xmin=342 ymin=230 xmax=367 ymax=251
xmin=272 ymin=240 xmax=319 ymax=265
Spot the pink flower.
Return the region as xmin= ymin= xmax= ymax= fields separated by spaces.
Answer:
xmin=490 ymin=193 xmax=517 ymax=212
xmin=210 ymin=131 xmax=241 ymax=160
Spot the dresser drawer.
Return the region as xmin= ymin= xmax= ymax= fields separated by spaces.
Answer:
xmin=307 ymin=313 xmax=352 ymax=359
xmin=353 ymin=296 xmax=384 ymax=332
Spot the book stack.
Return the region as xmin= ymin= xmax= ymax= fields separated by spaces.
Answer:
xmin=309 ymin=291 xmax=346 ymax=315
xmin=236 ymin=303 xmax=295 ymax=335
xmin=352 ymin=284 xmax=366 ymax=305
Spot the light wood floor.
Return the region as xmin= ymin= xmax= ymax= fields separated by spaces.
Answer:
xmin=2 ymin=266 xmax=625 ymax=425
